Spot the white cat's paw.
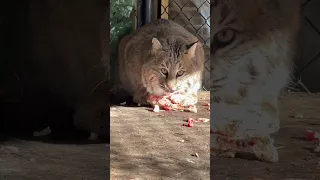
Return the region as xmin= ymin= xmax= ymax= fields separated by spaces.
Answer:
xmin=88 ymin=132 xmax=99 ymax=141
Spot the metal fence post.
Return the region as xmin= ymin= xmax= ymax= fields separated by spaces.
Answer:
xmin=138 ymin=0 xmax=155 ymax=27
xmin=145 ymin=0 xmax=154 ymax=24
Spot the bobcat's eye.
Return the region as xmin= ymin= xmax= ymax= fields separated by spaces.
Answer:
xmin=214 ymin=28 xmax=236 ymax=48
xmin=161 ymin=68 xmax=168 ymax=75
xmin=177 ymin=70 xmax=184 ymax=77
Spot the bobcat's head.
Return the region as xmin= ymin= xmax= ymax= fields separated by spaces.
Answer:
xmin=141 ymin=36 xmax=204 ymax=96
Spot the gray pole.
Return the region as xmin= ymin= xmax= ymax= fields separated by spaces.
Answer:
xmin=144 ymin=0 xmax=154 ymax=24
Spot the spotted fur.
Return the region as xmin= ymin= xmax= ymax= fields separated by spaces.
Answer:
xmin=118 ymin=19 xmax=205 ymax=105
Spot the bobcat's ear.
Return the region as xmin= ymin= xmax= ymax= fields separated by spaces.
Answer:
xmin=152 ymin=38 xmax=162 ymax=52
xmin=186 ymin=41 xmax=198 ymax=58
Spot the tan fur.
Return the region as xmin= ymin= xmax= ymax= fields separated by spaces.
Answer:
xmin=118 ymin=19 xmax=205 ymax=105
xmin=210 ymin=0 xmax=300 ymax=162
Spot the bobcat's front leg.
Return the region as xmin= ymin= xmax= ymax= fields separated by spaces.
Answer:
xmin=211 ymin=133 xmax=236 ymax=158
xmin=182 ymin=92 xmax=198 ymax=106
xmin=210 ymin=102 xmax=280 ymax=163
xmin=171 ymin=92 xmax=198 ymax=106
xmin=133 ymin=87 xmax=150 ymax=106
xmin=73 ymin=93 xmax=109 ymax=141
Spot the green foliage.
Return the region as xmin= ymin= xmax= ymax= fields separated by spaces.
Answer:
xmin=110 ymin=0 xmax=135 ymax=86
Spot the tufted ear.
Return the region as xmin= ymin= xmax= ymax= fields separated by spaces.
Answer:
xmin=186 ymin=41 xmax=198 ymax=58
xmin=152 ymin=38 xmax=162 ymax=52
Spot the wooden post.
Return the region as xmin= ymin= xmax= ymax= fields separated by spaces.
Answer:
xmin=132 ymin=0 xmax=138 ymax=30
xmin=153 ymin=0 xmax=159 ymax=20
xmin=161 ymin=0 xmax=169 ymax=19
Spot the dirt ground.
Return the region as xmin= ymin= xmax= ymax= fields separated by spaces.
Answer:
xmin=0 ymin=138 xmax=109 ymax=180
xmin=0 ymin=105 xmax=109 ymax=180
xmin=110 ymin=91 xmax=211 ymax=180
xmin=1 ymin=92 xmax=320 ymax=180
xmin=211 ymin=92 xmax=320 ymax=180
xmin=111 ymin=92 xmax=320 ymax=180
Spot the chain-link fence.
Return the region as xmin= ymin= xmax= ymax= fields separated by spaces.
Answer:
xmin=288 ymin=0 xmax=320 ymax=93
xmin=160 ymin=0 xmax=210 ymax=90
xmin=110 ymin=0 xmax=210 ymax=93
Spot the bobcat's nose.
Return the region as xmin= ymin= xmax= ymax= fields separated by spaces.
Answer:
xmin=167 ymin=80 xmax=176 ymax=91
xmin=166 ymin=84 xmax=176 ymax=92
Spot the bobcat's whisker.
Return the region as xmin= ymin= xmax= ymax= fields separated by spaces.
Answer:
xmin=87 ymin=64 xmax=106 ymax=73
xmin=89 ymin=78 xmax=108 ymax=95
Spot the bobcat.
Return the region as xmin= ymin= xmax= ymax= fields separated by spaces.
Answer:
xmin=210 ymin=0 xmax=300 ymax=162
xmin=118 ymin=19 xmax=205 ymax=106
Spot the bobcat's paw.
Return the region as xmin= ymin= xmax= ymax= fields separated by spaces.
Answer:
xmin=133 ymin=97 xmax=149 ymax=106
xmin=133 ymin=91 xmax=150 ymax=106
xmin=211 ymin=148 xmax=236 ymax=158
xmin=33 ymin=126 xmax=51 ymax=137
xmin=170 ymin=93 xmax=197 ymax=106
xmin=88 ymin=132 xmax=99 ymax=141
xmin=251 ymin=136 xmax=278 ymax=163
xmin=211 ymin=134 xmax=236 ymax=158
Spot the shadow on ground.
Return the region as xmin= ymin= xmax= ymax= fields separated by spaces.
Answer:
xmin=110 ymin=92 xmax=210 ymax=179
xmin=0 ymin=101 xmax=110 ymax=180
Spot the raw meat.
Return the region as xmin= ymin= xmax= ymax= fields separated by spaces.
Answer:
xmin=147 ymin=92 xmax=197 ymax=113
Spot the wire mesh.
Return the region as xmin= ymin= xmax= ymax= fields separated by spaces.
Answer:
xmin=160 ymin=0 xmax=210 ymax=90
xmin=288 ymin=0 xmax=320 ymax=93
xmin=110 ymin=0 xmax=210 ymax=92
